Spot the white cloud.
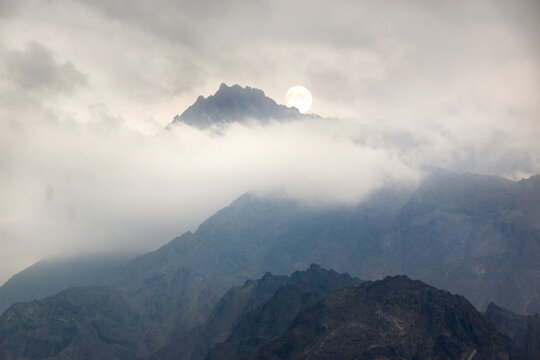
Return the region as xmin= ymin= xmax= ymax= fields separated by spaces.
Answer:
xmin=0 ymin=0 xmax=539 ymax=282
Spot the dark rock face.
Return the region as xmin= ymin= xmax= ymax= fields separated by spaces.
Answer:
xmin=148 ymin=271 xmax=289 ymax=360
xmin=252 ymin=276 xmax=525 ymax=360
xmin=150 ymin=265 xmax=359 ymax=360
xmin=171 ymin=83 xmax=312 ymax=128
xmin=0 ymin=287 xmax=144 ymax=360
xmin=205 ymin=264 xmax=360 ymax=360
xmin=0 ymin=269 xmax=219 ymax=360
xmin=484 ymin=303 xmax=540 ymax=360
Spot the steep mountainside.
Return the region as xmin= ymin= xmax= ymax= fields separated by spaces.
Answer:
xmin=252 ymin=276 xmax=525 ymax=360
xmin=484 ymin=303 xmax=540 ymax=360
xmin=7 ymin=169 xmax=537 ymax=316
xmin=205 ymin=264 xmax=359 ymax=360
xmin=382 ymin=171 xmax=540 ymax=314
xmin=109 ymin=170 xmax=540 ymax=315
xmin=1 ymin=170 xmax=538 ymax=358
xmin=150 ymin=265 xmax=359 ymax=360
xmin=147 ymin=272 xmax=288 ymax=360
xmin=171 ymin=83 xmax=314 ymax=128
xmin=0 ymin=255 xmax=132 ymax=314
xmin=0 ymin=286 xmax=144 ymax=360
xmin=109 ymin=186 xmax=407 ymax=293
xmin=0 ymin=269 xmax=218 ymax=359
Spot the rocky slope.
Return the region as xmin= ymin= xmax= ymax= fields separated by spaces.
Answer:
xmin=484 ymin=303 xmax=540 ymax=359
xmin=147 ymin=272 xmax=288 ymax=360
xmin=0 ymin=268 xmax=218 ymax=359
xmin=109 ymin=185 xmax=407 ymax=295
xmin=149 ymin=264 xmax=359 ymax=360
xmin=0 ymin=286 xmax=144 ymax=360
xmin=204 ymin=264 xmax=359 ymax=360
xmin=252 ymin=276 xmax=525 ymax=360
xmin=382 ymin=170 xmax=540 ymax=314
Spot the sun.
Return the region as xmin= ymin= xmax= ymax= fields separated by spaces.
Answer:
xmin=286 ymin=86 xmax=312 ymax=114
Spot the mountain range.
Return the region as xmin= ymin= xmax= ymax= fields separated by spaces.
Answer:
xmin=150 ymin=264 xmax=359 ymax=360
xmin=0 ymin=84 xmax=539 ymax=359
xmin=103 ymin=167 xmax=540 ymax=316
xmin=251 ymin=275 xmax=524 ymax=360
xmin=0 ymin=255 xmax=132 ymax=314
xmin=1 ymin=266 xmax=530 ymax=359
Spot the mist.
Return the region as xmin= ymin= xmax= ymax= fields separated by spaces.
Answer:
xmin=0 ymin=0 xmax=539 ymax=283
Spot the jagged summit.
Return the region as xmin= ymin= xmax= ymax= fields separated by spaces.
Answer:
xmin=171 ymin=83 xmax=314 ymax=128
xmin=252 ymin=275 xmax=525 ymax=360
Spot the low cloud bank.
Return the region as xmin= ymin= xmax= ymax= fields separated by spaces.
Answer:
xmin=1 ymin=110 xmax=537 ymax=283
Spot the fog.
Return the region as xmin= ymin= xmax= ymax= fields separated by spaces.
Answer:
xmin=0 ymin=0 xmax=539 ymax=283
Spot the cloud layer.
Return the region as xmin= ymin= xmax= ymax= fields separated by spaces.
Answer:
xmin=0 ymin=0 xmax=539 ymax=282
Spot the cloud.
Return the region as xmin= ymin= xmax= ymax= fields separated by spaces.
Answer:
xmin=0 ymin=0 xmax=539 ymax=282
xmin=0 ymin=41 xmax=88 ymax=129
xmin=0 ymin=109 xmax=537 ymax=283
xmin=0 ymin=116 xmax=416 ymax=282
xmin=1 ymin=42 xmax=87 ymax=94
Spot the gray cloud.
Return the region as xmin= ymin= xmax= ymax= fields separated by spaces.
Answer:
xmin=1 ymin=42 xmax=87 ymax=94
xmin=0 ymin=0 xmax=538 ymax=283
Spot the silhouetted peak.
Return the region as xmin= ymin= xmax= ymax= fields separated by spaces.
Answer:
xmin=485 ymin=302 xmax=506 ymax=314
xmin=382 ymin=274 xmax=413 ymax=282
xmin=520 ymin=174 xmax=540 ymax=185
xmin=215 ymin=83 xmax=258 ymax=95
xmin=171 ymin=83 xmax=313 ymax=129
xmin=218 ymin=82 xmax=229 ymax=91
xmin=251 ymin=275 xmax=524 ymax=360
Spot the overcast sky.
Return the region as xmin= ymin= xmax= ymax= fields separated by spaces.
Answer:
xmin=0 ymin=0 xmax=539 ymax=283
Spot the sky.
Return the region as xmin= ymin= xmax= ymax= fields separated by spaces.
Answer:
xmin=0 ymin=0 xmax=539 ymax=283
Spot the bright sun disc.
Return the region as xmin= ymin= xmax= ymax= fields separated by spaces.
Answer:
xmin=286 ymin=86 xmax=312 ymax=114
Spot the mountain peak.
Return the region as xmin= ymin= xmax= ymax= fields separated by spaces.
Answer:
xmin=253 ymin=275 xmax=524 ymax=360
xmin=218 ymin=82 xmax=229 ymax=91
xmin=214 ymin=82 xmax=265 ymax=99
xmin=171 ymin=83 xmax=315 ymax=129
xmin=217 ymin=82 xmax=247 ymax=92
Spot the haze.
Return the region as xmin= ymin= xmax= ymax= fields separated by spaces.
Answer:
xmin=0 ymin=0 xmax=539 ymax=284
